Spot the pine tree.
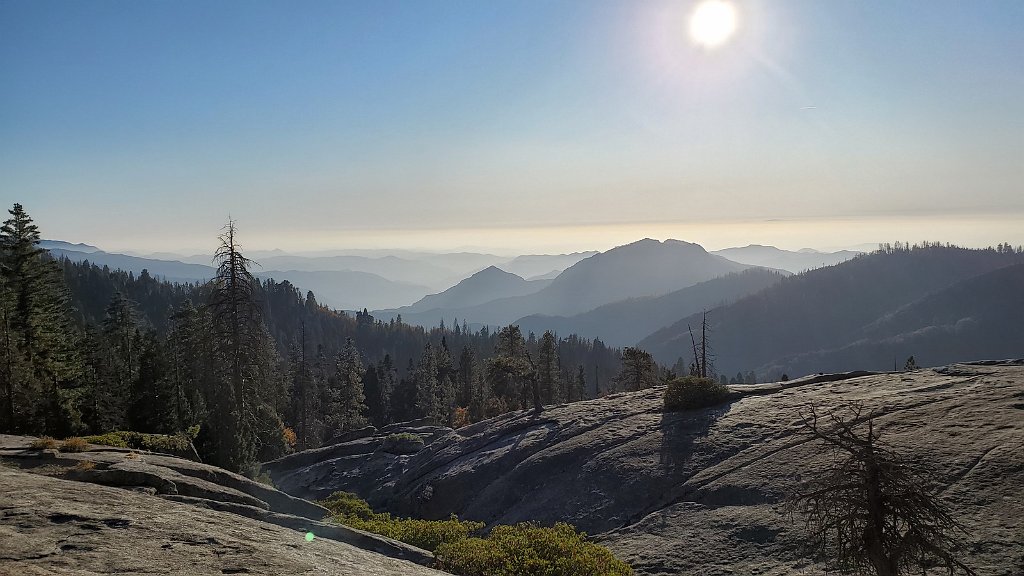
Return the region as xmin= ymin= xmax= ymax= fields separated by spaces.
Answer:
xmin=537 ymin=331 xmax=561 ymax=405
xmin=613 ymin=347 xmax=659 ymax=392
xmin=412 ymin=342 xmax=439 ymax=421
xmin=434 ymin=337 xmax=456 ymax=424
xmin=573 ymin=365 xmax=587 ymax=402
xmin=206 ymin=220 xmax=280 ymax=473
xmin=287 ymin=335 xmax=323 ymax=450
xmin=325 ymin=338 xmax=367 ymax=437
xmin=458 ymin=346 xmax=486 ymax=421
xmin=376 ymin=354 xmax=395 ymax=426
xmin=0 ymin=203 xmax=83 ymax=434
xmin=129 ymin=331 xmax=178 ymax=433
xmin=486 ymin=325 xmax=531 ymax=410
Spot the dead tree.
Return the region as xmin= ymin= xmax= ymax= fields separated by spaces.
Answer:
xmin=787 ymin=404 xmax=976 ymax=576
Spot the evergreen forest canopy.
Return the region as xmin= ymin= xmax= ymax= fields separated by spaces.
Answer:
xmin=0 ymin=203 xmax=643 ymax=474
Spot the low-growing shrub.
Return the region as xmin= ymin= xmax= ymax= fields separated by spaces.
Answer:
xmin=318 ymin=494 xmax=632 ymax=576
xmin=30 ymin=436 xmax=58 ymax=450
xmin=351 ymin=514 xmax=484 ymax=552
xmin=320 ymin=491 xmax=375 ymax=521
xmin=663 ymin=376 xmax=732 ymax=411
xmin=60 ymin=437 xmax=89 ymax=452
xmin=381 ymin=432 xmax=425 ymax=454
xmin=435 ymin=522 xmax=633 ymax=576
xmin=320 ymin=491 xmax=482 ymax=551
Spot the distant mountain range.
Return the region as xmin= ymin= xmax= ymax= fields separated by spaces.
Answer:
xmin=639 ymin=246 xmax=1024 ymax=378
xmin=255 ymin=270 xmax=431 ymax=312
xmin=43 ymin=238 xmax=1023 ymax=378
xmin=375 ymin=239 xmax=757 ymax=327
xmin=710 ymin=245 xmax=860 ymax=273
xmin=514 ymin=268 xmax=786 ymax=347
xmin=47 ymin=248 xmax=216 ymax=284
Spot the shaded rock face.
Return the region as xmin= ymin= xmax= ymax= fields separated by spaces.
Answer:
xmin=263 ymin=424 xmax=454 ymax=508
xmin=0 ymin=436 xmax=440 ymax=574
xmin=269 ymin=363 xmax=1024 ymax=575
xmin=0 ymin=467 xmax=448 ymax=576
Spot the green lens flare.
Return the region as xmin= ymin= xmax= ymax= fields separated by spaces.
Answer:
xmin=305 ymin=532 xmax=315 ymax=542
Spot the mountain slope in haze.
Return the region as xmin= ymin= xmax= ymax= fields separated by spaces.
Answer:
xmin=41 ymin=239 xmax=100 ymax=253
xmin=380 ymin=239 xmax=754 ymax=327
xmin=253 ymin=254 xmax=463 ymax=290
xmin=764 ymin=262 xmax=1024 ymax=376
xmin=639 ymin=246 xmax=1024 ymax=376
xmin=379 ymin=266 xmax=552 ymax=320
xmin=711 ymin=244 xmax=860 ymax=273
xmin=50 ymin=248 xmax=216 ymax=283
xmin=498 ymin=252 xmax=598 ymax=279
xmin=258 ymin=270 xmax=431 ymax=311
xmin=514 ymin=268 xmax=786 ymax=347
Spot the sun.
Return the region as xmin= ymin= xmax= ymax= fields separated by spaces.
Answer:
xmin=689 ymin=0 xmax=738 ymax=49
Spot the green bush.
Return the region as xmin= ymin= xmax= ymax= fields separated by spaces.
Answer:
xmin=320 ymin=491 xmax=481 ymax=551
xmin=350 ymin=514 xmax=484 ymax=552
xmin=320 ymin=491 xmax=375 ymax=521
xmin=663 ymin=376 xmax=732 ymax=411
xmin=435 ymin=522 xmax=633 ymax=576
xmin=381 ymin=432 xmax=425 ymax=454
xmin=81 ymin=430 xmax=196 ymax=456
xmin=318 ymin=493 xmax=632 ymax=576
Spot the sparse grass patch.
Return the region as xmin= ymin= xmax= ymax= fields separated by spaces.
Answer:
xmin=663 ymin=376 xmax=732 ymax=411
xmin=72 ymin=460 xmax=97 ymax=472
xmin=30 ymin=436 xmax=58 ymax=450
xmin=60 ymin=437 xmax=89 ymax=452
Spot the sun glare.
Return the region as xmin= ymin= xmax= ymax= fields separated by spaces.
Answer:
xmin=689 ymin=0 xmax=738 ymax=49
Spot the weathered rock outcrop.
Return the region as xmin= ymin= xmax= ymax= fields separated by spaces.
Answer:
xmin=0 ymin=466 xmax=448 ymax=575
xmin=0 ymin=435 xmax=441 ymax=574
xmin=267 ymin=362 xmax=1024 ymax=575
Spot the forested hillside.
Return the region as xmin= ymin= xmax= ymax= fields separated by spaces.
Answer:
xmin=0 ymin=204 xmax=628 ymax=476
xmin=641 ymin=242 xmax=1024 ymax=378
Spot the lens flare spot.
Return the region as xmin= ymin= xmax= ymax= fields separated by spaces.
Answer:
xmin=305 ymin=532 xmax=315 ymax=542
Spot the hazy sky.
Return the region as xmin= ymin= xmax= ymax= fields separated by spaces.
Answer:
xmin=2 ymin=0 xmax=1022 ymax=254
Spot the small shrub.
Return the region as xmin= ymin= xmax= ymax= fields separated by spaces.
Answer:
xmin=72 ymin=460 xmax=97 ymax=472
xmin=30 ymin=436 xmax=58 ymax=450
xmin=60 ymin=437 xmax=89 ymax=452
xmin=451 ymin=407 xmax=471 ymax=429
xmin=320 ymin=491 xmax=375 ymax=521
xmin=435 ymin=522 xmax=633 ymax=576
xmin=282 ymin=427 xmax=297 ymax=449
xmin=663 ymin=376 xmax=732 ymax=412
xmin=382 ymin=432 xmax=425 ymax=454
xmin=253 ymin=470 xmax=276 ymax=488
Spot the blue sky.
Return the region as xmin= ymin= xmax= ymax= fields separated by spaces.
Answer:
xmin=2 ymin=0 xmax=1022 ymax=253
